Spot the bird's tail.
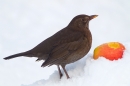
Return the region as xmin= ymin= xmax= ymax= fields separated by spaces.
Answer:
xmin=3 ymin=51 xmax=31 ymax=60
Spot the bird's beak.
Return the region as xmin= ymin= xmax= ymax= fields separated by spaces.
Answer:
xmin=90 ymin=15 xmax=98 ymax=20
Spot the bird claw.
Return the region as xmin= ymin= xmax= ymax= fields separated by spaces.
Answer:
xmin=60 ymin=73 xmax=63 ymax=79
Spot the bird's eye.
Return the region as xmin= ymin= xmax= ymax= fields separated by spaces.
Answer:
xmin=81 ymin=18 xmax=84 ymax=21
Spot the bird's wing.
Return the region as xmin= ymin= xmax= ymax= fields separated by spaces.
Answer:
xmin=41 ymin=30 xmax=84 ymax=67
xmin=41 ymin=40 xmax=83 ymax=67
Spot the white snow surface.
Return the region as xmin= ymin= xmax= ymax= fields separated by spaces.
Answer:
xmin=22 ymin=43 xmax=130 ymax=86
xmin=1 ymin=0 xmax=130 ymax=86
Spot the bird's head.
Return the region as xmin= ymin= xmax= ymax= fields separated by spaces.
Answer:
xmin=68 ymin=14 xmax=98 ymax=30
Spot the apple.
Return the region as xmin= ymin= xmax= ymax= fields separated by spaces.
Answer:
xmin=93 ymin=42 xmax=125 ymax=60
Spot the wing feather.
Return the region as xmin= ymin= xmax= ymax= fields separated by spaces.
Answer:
xmin=41 ymin=40 xmax=83 ymax=67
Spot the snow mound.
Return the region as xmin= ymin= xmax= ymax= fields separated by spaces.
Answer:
xmin=22 ymin=43 xmax=130 ymax=86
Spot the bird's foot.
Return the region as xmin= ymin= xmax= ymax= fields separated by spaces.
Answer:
xmin=60 ymin=73 xmax=63 ymax=79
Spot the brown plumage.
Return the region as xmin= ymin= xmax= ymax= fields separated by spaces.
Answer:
xmin=3 ymin=14 xmax=98 ymax=79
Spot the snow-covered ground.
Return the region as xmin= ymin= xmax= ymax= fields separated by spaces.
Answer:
xmin=0 ymin=0 xmax=130 ymax=86
xmin=22 ymin=42 xmax=130 ymax=86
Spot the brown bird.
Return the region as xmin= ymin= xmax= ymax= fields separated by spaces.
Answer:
xmin=3 ymin=14 xmax=98 ymax=79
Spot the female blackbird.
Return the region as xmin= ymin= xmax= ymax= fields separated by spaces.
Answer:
xmin=4 ymin=14 xmax=98 ymax=79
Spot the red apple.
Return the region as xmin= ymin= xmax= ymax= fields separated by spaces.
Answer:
xmin=93 ymin=42 xmax=125 ymax=60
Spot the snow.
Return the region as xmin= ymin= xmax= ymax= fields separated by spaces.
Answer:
xmin=22 ymin=42 xmax=130 ymax=86
xmin=0 ymin=0 xmax=130 ymax=86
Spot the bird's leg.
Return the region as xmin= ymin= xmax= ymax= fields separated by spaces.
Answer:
xmin=61 ymin=65 xmax=70 ymax=79
xmin=57 ymin=65 xmax=63 ymax=79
